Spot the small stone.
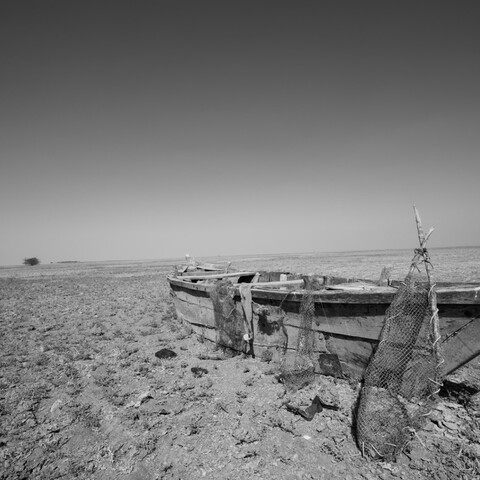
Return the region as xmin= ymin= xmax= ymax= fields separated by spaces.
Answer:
xmin=191 ymin=367 xmax=208 ymax=378
xmin=316 ymin=422 xmax=327 ymax=432
xmin=50 ymin=399 xmax=63 ymax=413
xmin=469 ymin=443 xmax=480 ymax=458
xmin=155 ymin=349 xmax=177 ymax=359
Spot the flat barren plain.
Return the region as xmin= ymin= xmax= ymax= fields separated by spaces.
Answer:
xmin=1 ymin=247 xmax=479 ymax=479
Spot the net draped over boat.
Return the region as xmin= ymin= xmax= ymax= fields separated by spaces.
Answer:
xmin=279 ymin=277 xmax=321 ymax=392
xmin=356 ymin=251 xmax=443 ymax=461
xmin=209 ymin=280 xmax=245 ymax=354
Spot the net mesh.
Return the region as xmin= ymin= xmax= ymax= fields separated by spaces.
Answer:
xmin=356 ymin=264 xmax=442 ymax=461
xmin=279 ymin=279 xmax=319 ymax=392
xmin=209 ymin=279 xmax=244 ymax=354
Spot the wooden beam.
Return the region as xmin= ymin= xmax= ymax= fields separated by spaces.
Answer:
xmin=178 ymin=271 xmax=257 ymax=281
xmin=236 ymin=279 xmax=305 ymax=289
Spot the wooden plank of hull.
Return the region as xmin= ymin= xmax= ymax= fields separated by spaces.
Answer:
xmin=437 ymin=304 xmax=480 ymax=338
xmin=250 ymin=286 xmax=480 ymax=305
xmin=173 ymin=288 xmax=217 ymax=329
xmin=442 ymin=317 xmax=480 ymax=375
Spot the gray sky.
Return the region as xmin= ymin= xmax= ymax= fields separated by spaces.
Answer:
xmin=1 ymin=1 xmax=479 ymax=265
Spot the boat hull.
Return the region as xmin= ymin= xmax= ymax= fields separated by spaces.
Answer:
xmin=168 ymin=273 xmax=480 ymax=380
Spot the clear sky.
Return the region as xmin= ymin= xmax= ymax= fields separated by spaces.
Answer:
xmin=1 ymin=1 xmax=479 ymax=265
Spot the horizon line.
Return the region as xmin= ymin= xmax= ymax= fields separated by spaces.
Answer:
xmin=1 ymin=244 xmax=479 ymax=268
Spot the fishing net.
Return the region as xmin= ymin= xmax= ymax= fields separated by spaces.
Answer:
xmin=210 ymin=280 xmax=244 ymax=354
xmin=356 ymin=248 xmax=443 ymax=461
xmin=279 ymin=277 xmax=320 ymax=392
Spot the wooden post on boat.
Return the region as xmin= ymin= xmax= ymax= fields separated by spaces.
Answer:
xmin=413 ymin=205 xmax=442 ymax=384
xmin=378 ymin=266 xmax=393 ymax=286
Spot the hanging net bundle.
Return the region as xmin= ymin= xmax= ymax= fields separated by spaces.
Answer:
xmin=279 ymin=277 xmax=320 ymax=392
xmin=209 ymin=279 xmax=244 ymax=354
xmin=356 ymin=230 xmax=443 ymax=460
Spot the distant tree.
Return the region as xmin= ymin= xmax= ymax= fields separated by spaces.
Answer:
xmin=23 ymin=257 xmax=40 ymax=266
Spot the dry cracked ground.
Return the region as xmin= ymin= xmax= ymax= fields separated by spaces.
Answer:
xmin=0 ymin=259 xmax=479 ymax=480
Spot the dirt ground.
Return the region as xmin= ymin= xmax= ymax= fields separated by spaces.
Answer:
xmin=1 ymin=256 xmax=479 ymax=479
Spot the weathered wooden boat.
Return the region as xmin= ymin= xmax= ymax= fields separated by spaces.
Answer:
xmin=167 ymin=264 xmax=480 ymax=380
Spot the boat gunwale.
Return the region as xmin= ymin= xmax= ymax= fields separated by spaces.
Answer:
xmin=167 ymin=274 xmax=480 ymax=304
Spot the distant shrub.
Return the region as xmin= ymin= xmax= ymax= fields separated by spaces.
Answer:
xmin=23 ymin=257 xmax=40 ymax=266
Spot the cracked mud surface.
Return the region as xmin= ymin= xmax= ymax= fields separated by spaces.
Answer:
xmin=1 ymin=252 xmax=479 ymax=479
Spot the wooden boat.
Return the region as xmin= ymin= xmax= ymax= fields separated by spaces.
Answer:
xmin=167 ymin=265 xmax=480 ymax=380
